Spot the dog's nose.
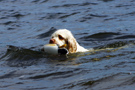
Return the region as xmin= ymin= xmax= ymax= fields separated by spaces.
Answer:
xmin=49 ymin=39 xmax=55 ymax=44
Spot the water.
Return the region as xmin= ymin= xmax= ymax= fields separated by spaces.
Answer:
xmin=0 ymin=0 xmax=135 ymax=90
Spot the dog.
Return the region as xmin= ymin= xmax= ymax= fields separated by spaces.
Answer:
xmin=49 ymin=29 xmax=88 ymax=53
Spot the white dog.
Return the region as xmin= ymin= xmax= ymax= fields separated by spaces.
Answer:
xmin=49 ymin=29 xmax=88 ymax=53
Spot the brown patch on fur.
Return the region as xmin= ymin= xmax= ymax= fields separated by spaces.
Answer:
xmin=67 ymin=37 xmax=77 ymax=53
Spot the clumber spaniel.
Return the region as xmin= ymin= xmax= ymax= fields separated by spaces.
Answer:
xmin=49 ymin=29 xmax=88 ymax=53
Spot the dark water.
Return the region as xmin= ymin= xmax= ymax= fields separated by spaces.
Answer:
xmin=0 ymin=0 xmax=135 ymax=90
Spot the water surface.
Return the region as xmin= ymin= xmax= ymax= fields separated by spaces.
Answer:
xmin=0 ymin=0 xmax=135 ymax=90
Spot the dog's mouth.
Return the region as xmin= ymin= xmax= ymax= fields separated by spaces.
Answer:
xmin=49 ymin=42 xmax=56 ymax=44
xmin=59 ymin=44 xmax=67 ymax=48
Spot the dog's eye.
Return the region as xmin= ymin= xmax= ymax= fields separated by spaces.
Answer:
xmin=58 ymin=35 xmax=64 ymax=40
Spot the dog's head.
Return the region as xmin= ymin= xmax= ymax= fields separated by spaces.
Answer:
xmin=49 ymin=29 xmax=77 ymax=53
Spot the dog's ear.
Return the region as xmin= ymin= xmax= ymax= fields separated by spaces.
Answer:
xmin=67 ymin=37 xmax=77 ymax=53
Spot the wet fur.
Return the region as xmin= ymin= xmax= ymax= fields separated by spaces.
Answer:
xmin=49 ymin=29 xmax=88 ymax=53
